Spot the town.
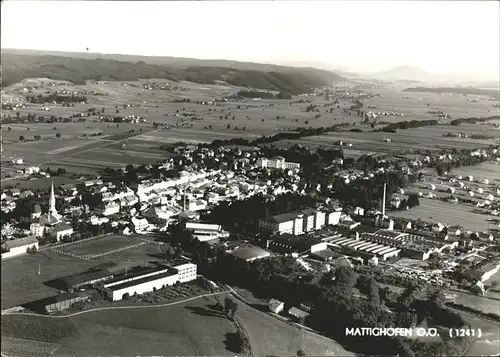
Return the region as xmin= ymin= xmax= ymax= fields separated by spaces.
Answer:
xmin=2 ymin=1 xmax=500 ymax=356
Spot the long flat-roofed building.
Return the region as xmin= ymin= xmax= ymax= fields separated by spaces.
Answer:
xmin=99 ymin=261 xmax=197 ymax=301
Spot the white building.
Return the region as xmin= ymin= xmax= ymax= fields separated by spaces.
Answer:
xmin=256 ymin=156 xmax=300 ymax=171
xmin=101 ymin=262 xmax=197 ymax=301
xmin=326 ymin=211 xmax=342 ymax=226
xmin=52 ymin=223 xmax=74 ymax=241
xmin=185 ymin=222 xmax=229 ymax=242
xmin=132 ymin=216 xmax=149 ymax=232
xmin=1 ymin=236 xmax=39 ymax=259
xmin=259 ymin=213 xmax=304 ymax=235
xmin=268 ymin=299 xmax=285 ymax=314
xmin=96 ymin=202 xmax=120 ymax=216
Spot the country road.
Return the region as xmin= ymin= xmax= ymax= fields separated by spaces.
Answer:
xmin=1 ymin=290 xmax=230 ymax=318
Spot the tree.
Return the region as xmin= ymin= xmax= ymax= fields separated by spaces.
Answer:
xmin=19 ymin=135 xmax=25 ymax=141
xmin=297 ymin=349 xmax=306 ymax=357
xmin=34 ymin=135 xmax=41 ymax=141
xmin=56 ymin=133 xmax=61 ymax=138
xmin=368 ymin=278 xmax=380 ymax=306
xmin=7 ymin=127 xmax=12 ymax=131
xmin=407 ymin=194 xmax=420 ymax=208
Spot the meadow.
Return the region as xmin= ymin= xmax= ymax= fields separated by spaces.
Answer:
xmin=1 ymin=294 xmax=351 ymax=357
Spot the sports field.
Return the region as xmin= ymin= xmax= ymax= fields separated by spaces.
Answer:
xmin=57 ymin=235 xmax=145 ymax=259
xmin=1 ymin=241 xmax=163 ymax=309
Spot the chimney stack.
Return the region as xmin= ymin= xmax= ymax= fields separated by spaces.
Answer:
xmin=382 ymin=183 xmax=387 ymax=216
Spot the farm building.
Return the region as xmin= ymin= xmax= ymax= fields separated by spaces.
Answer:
xmin=268 ymin=298 xmax=285 ymax=314
xmin=1 ymin=236 xmax=39 ymax=259
xmin=99 ymin=262 xmax=197 ymax=301
xmin=41 ymin=292 xmax=91 ymax=313
xmin=288 ymin=307 xmax=310 ymax=321
xmin=228 ymin=246 xmax=271 ymax=262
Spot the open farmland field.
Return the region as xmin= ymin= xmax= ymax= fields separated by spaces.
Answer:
xmin=448 ymin=292 xmax=500 ymax=317
xmin=1 ymin=295 xmax=352 ymax=357
xmin=449 ymin=162 xmax=500 ymax=184
xmin=1 ymin=297 xmax=242 ymax=357
xmin=1 ymin=242 xmax=164 ymax=309
xmin=1 ymin=176 xmax=85 ymax=191
xmin=57 ymin=235 xmax=146 ymax=259
xmin=233 ymin=297 xmax=353 ymax=357
xmin=389 ymin=199 xmax=492 ymax=232
xmin=272 ymin=124 xmax=499 ymax=155
xmin=3 ymin=79 xmax=499 ymax=177
xmin=365 ymin=87 xmax=498 ymax=119
xmin=456 ymin=312 xmax=500 ymax=356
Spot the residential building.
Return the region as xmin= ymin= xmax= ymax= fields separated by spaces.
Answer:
xmin=52 ymin=223 xmax=74 ymax=241
xmin=132 ymin=217 xmax=149 ymax=232
xmin=96 ymin=202 xmax=120 ymax=216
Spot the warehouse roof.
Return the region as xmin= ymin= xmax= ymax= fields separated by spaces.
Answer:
xmin=105 ymin=268 xmax=178 ymax=291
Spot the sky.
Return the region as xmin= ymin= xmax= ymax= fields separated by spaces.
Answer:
xmin=2 ymin=1 xmax=499 ymax=80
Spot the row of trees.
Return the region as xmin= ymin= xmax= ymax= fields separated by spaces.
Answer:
xmin=25 ymin=94 xmax=88 ymax=104
xmin=379 ymin=119 xmax=439 ymax=133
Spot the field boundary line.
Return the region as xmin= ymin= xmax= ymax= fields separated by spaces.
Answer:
xmin=1 ymin=291 xmax=230 ymax=318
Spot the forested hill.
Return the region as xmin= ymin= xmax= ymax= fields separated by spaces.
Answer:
xmin=1 ymin=51 xmax=344 ymax=94
xmin=403 ymin=86 xmax=499 ymax=99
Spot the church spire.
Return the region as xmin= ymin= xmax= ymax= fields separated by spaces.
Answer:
xmin=49 ymin=182 xmax=57 ymax=217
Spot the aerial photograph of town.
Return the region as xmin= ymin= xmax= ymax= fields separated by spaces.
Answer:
xmin=1 ymin=1 xmax=499 ymax=357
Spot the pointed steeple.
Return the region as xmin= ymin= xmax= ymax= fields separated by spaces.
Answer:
xmin=49 ymin=182 xmax=57 ymax=217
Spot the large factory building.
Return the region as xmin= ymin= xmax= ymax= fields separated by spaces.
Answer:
xmin=99 ymin=261 xmax=197 ymax=301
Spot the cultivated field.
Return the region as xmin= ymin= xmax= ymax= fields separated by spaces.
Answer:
xmin=449 ymin=292 xmax=500 ymax=317
xmin=458 ymin=312 xmax=500 ymax=356
xmin=3 ymin=79 xmax=498 ymax=176
xmin=389 ymin=199 xmax=492 ymax=232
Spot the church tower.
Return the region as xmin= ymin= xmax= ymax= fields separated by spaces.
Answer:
xmin=49 ymin=182 xmax=58 ymax=218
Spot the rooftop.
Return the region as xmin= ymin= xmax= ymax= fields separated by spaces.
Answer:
xmin=3 ymin=236 xmax=38 ymax=249
xmin=105 ymin=268 xmax=178 ymax=291
xmin=265 ymin=212 xmax=299 ymax=223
